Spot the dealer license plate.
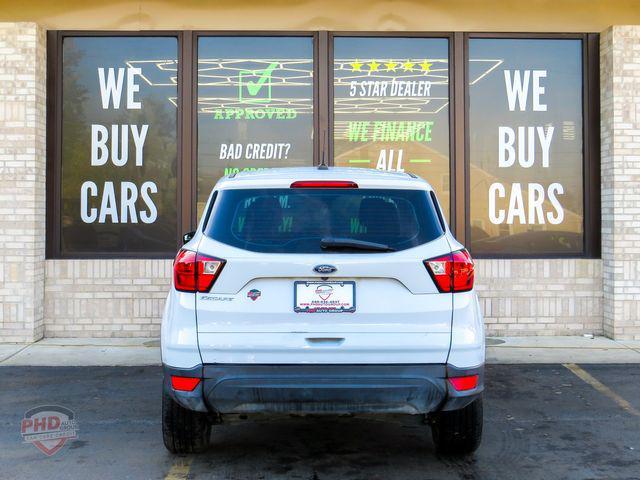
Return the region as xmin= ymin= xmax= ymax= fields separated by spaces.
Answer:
xmin=294 ymin=281 xmax=356 ymax=313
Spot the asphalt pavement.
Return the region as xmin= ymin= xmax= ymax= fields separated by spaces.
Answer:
xmin=1 ymin=364 xmax=639 ymax=480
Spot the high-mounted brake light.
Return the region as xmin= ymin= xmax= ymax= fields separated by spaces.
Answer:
xmin=424 ymin=249 xmax=475 ymax=293
xmin=448 ymin=375 xmax=479 ymax=392
xmin=171 ymin=376 xmax=201 ymax=392
xmin=290 ymin=180 xmax=358 ymax=188
xmin=173 ymin=249 xmax=225 ymax=293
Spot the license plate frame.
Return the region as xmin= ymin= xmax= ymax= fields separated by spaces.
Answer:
xmin=293 ymin=280 xmax=356 ymax=313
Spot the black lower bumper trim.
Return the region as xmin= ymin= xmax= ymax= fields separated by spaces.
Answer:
xmin=164 ymin=363 xmax=483 ymax=415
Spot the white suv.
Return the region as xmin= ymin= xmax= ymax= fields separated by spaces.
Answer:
xmin=161 ymin=167 xmax=485 ymax=455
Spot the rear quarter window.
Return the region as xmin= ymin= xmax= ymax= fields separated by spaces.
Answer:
xmin=205 ymin=188 xmax=444 ymax=253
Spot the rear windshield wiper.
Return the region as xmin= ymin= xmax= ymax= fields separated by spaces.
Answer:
xmin=320 ymin=237 xmax=396 ymax=252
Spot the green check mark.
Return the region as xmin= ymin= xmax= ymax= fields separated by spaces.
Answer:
xmin=239 ymin=62 xmax=279 ymax=102
xmin=245 ymin=62 xmax=278 ymax=96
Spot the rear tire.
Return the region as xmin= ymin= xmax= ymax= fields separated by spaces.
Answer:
xmin=431 ymin=396 xmax=483 ymax=455
xmin=162 ymin=391 xmax=212 ymax=454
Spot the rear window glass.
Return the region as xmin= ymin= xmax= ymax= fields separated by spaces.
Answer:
xmin=205 ymin=188 xmax=444 ymax=253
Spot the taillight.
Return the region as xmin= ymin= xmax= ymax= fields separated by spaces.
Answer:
xmin=290 ymin=180 xmax=358 ymax=188
xmin=424 ymin=249 xmax=475 ymax=293
xmin=173 ymin=249 xmax=225 ymax=293
xmin=171 ymin=376 xmax=201 ymax=392
xmin=448 ymin=375 xmax=479 ymax=391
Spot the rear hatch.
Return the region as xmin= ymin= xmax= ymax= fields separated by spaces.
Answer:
xmin=195 ymin=185 xmax=453 ymax=364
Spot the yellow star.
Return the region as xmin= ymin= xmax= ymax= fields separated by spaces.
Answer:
xmin=350 ymin=59 xmax=363 ymax=72
xmin=368 ymin=60 xmax=380 ymax=72
xmin=402 ymin=60 xmax=415 ymax=72
xmin=384 ymin=61 xmax=398 ymax=72
xmin=420 ymin=60 xmax=433 ymax=73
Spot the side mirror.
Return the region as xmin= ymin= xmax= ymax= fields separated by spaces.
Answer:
xmin=182 ymin=231 xmax=196 ymax=244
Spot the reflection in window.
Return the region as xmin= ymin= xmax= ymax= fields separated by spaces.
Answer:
xmin=468 ymin=38 xmax=584 ymax=255
xmin=196 ymin=37 xmax=314 ymax=218
xmin=205 ymin=188 xmax=443 ymax=253
xmin=332 ymin=37 xmax=451 ymax=219
xmin=60 ymin=37 xmax=178 ymax=254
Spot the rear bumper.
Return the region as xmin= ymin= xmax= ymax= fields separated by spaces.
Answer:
xmin=164 ymin=363 xmax=483 ymax=415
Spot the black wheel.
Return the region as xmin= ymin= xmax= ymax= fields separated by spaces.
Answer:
xmin=162 ymin=391 xmax=212 ymax=454
xmin=431 ymin=396 xmax=483 ymax=455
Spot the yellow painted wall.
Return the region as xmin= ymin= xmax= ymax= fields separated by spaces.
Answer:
xmin=0 ymin=0 xmax=638 ymax=31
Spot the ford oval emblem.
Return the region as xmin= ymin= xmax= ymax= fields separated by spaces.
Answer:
xmin=314 ymin=264 xmax=337 ymax=274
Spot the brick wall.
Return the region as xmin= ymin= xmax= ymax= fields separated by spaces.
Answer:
xmin=477 ymin=259 xmax=603 ymax=336
xmin=600 ymin=26 xmax=640 ymax=340
xmin=44 ymin=260 xmax=172 ymax=337
xmin=42 ymin=258 xmax=603 ymax=338
xmin=0 ymin=23 xmax=46 ymax=342
xmin=1 ymin=22 xmax=638 ymax=341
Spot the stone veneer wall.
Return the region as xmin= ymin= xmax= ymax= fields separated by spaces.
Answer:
xmin=600 ymin=26 xmax=640 ymax=340
xmin=42 ymin=258 xmax=603 ymax=338
xmin=0 ymin=23 xmax=46 ymax=342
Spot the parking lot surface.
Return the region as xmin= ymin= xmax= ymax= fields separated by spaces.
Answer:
xmin=1 ymin=364 xmax=638 ymax=480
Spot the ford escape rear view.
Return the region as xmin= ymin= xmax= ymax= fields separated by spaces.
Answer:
xmin=161 ymin=167 xmax=485 ymax=455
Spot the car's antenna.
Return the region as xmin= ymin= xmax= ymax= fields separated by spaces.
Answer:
xmin=318 ymin=130 xmax=328 ymax=170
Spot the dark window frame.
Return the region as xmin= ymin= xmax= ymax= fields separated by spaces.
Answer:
xmin=46 ymin=30 xmax=600 ymax=260
xmin=191 ymin=31 xmax=319 ymax=227
xmin=464 ymin=32 xmax=600 ymax=259
xmin=46 ymin=30 xmax=184 ymax=259
xmin=327 ymin=32 xmax=458 ymax=232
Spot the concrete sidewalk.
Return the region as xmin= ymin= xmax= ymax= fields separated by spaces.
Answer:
xmin=1 ymin=336 xmax=640 ymax=366
xmin=0 ymin=338 xmax=161 ymax=366
xmin=485 ymin=336 xmax=640 ymax=363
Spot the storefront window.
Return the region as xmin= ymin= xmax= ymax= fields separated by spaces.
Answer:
xmin=468 ymin=38 xmax=584 ymax=255
xmin=60 ymin=36 xmax=178 ymax=254
xmin=48 ymin=32 xmax=597 ymax=259
xmin=196 ymin=36 xmax=314 ymax=217
xmin=333 ymin=36 xmax=451 ymax=218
